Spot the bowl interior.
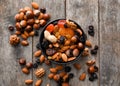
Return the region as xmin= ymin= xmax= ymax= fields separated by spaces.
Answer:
xmin=39 ymin=19 xmax=87 ymax=65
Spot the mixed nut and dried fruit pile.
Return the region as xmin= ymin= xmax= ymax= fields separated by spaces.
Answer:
xmin=9 ymin=2 xmax=99 ymax=86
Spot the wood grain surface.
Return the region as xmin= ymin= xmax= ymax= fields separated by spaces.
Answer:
xmin=0 ymin=0 xmax=120 ymax=86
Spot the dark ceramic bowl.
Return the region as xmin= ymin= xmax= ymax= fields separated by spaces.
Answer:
xmin=39 ymin=19 xmax=87 ymax=65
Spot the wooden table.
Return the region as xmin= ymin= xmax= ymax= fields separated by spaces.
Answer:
xmin=0 ymin=0 xmax=120 ymax=86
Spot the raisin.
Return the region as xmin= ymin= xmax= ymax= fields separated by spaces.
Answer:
xmin=89 ymin=25 xmax=94 ymax=30
xmin=33 ymin=63 xmax=38 ymax=68
xmin=88 ymin=30 xmax=94 ymax=36
xmin=91 ymin=73 xmax=98 ymax=79
xmin=59 ymin=36 xmax=65 ymax=44
xmin=68 ymin=73 xmax=74 ymax=79
xmin=91 ymin=49 xmax=97 ymax=55
xmin=94 ymin=45 xmax=99 ymax=50
xmin=34 ymin=30 xmax=39 ymax=36
xmin=64 ymin=23 xmax=68 ymax=28
xmin=53 ymin=21 xmax=58 ymax=25
xmin=65 ymin=66 xmax=71 ymax=72
xmin=89 ymin=76 xmax=94 ymax=81
xmin=36 ymin=43 xmax=41 ymax=49
xmin=40 ymin=8 xmax=46 ymax=13
xmin=79 ymin=36 xmax=86 ymax=43
xmin=35 ymin=58 xmax=41 ymax=64
xmin=8 ymin=25 xmax=14 ymax=31
xmin=42 ymin=39 xmax=49 ymax=49
xmin=94 ymin=66 xmax=98 ymax=72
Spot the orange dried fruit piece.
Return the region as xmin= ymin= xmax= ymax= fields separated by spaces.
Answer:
xmin=46 ymin=24 xmax=55 ymax=33
xmin=57 ymin=20 xmax=66 ymax=28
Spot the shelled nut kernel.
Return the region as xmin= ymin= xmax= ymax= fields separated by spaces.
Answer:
xmin=35 ymin=68 xmax=45 ymax=78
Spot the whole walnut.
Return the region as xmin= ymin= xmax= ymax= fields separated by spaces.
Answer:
xmin=9 ymin=34 xmax=20 ymax=45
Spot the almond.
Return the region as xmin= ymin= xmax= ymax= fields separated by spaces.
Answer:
xmin=24 ymin=31 xmax=29 ymax=37
xmin=48 ymin=73 xmax=54 ymax=79
xmin=22 ymin=67 xmax=29 ymax=74
xmin=59 ymin=72 xmax=67 ymax=77
xmin=68 ymin=57 xmax=76 ymax=61
xmin=21 ymin=34 xmax=27 ymax=40
xmin=25 ymin=79 xmax=33 ymax=84
xmin=79 ymin=73 xmax=86 ymax=81
xmin=21 ymin=40 xmax=29 ymax=46
xmin=86 ymin=59 xmax=96 ymax=66
xmin=70 ymin=45 xmax=77 ymax=49
xmin=62 ymin=83 xmax=69 ymax=86
xmin=63 ymin=74 xmax=68 ymax=81
xmin=31 ymin=2 xmax=39 ymax=9
xmin=53 ymin=74 xmax=60 ymax=81
xmin=40 ymin=55 xmax=45 ymax=63
xmin=15 ymin=31 xmax=21 ymax=35
xmin=55 ymin=65 xmax=63 ymax=71
xmin=73 ymin=63 xmax=81 ymax=70
xmin=50 ymin=68 xmax=57 ymax=73
xmin=85 ymin=40 xmax=92 ymax=47
xmin=61 ymin=53 xmax=68 ymax=62
xmin=34 ymin=50 xmax=42 ymax=57
xmin=29 ymin=31 xmax=35 ymax=36
xmin=35 ymin=79 xmax=42 ymax=86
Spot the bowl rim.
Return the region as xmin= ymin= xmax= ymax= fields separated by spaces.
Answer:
xmin=39 ymin=18 xmax=87 ymax=65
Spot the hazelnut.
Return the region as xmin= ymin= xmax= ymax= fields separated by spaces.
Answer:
xmin=15 ymin=22 xmax=21 ymax=31
xmin=19 ymin=12 xmax=24 ymax=20
xmin=71 ymin=35 xmax=77 ymax=43
xmin=19 ymin=8 xmax=26 ymax=13
xmin=26 ymin=62 xmax=33 ymax=68
xmin=31 ymin=2 xmax=39 ymax=9
xmin=24 ymin=31 xmax=29 ymax=37
xmin=27 ymin=19 xmax=35 ymax=25
xmin=48 ymin=73 xmax=54 ymax=79
xmin=39 ymin=19 xmax=46 ymax=26
xmin=73 ymin=48 xmax=79 ymax=57
xmin=38 ymin=13 xmax=44 ymax=19
xmin=15 ymin=31 xmax=21 ymax=35
xmin=53 ymin=74 xmax=60 ymax=81
xmin=88 ymin=66 xmax=95 ymax=73
xmin=21 ymin=40 xmax=29 ymax=46
xmin=24 ymin=15 xmax=27 ymax=20
xmin=14 ymin=14 xmax=20 ymax=21
xmin=33 ymin=23 xmax=40 ymax=30
xmin=35 ymin=19 xmax=40 ymax=24
xmin=78 ymin=42 xmax=84 ymax=49
xmin=33 ymin=10 xmax=40 ymax=16
xmin=26 ymin=10 xmax=34 ymax=19
xmin=25 ymin=25 xmax=32 ymax=32
xmin=29 ymin=31 xmax=35 ymax=36
xmin=19 ymin=58 xmax=26 ymax=65
xmin=20 ymin=20 xmax=27 ymax=27
xmin=43 ymin=13 xmax=50 ymax=20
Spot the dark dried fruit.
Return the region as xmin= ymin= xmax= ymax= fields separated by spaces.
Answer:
xmin=34 ymin=30 xmax=39 ymax=36
xmin=59 ymin=36 xmax=65 ymax=44
xmin=68 ymin=73 xmax=74 ymax=79
xmin=36 ymin=58 xmax=41 ymax=64
xmin=64 ymin=23 xmax=68 ymax=28
xmin=8 ymin=25 xmax=14 ymax=31
xmin=89 ymin=25 xmax=94 ymax=30
xmin=88 ymin=30 xmax=94 ymax=36
xmin=26 ymin=62 xmax=33 ymax=68
xmin=33 ymin=63 xmax=38 ymax=68
xmin=91 ymin=73 xmax=98 ymax=79
xmin=36 ymin=43 xmax=41 ymax=49
xmin=42 ymin=39 xmax=49 ymax=49
xmin=65 ymin=66 xmax=71 ymax=73
xmin=53 ymin=21 xmax=58 ymax=25
xmin=89 ymin=76 xmax=94 ymax=81
xmin=40 ymin=8 xmax=46 ymax=13
xmin=94 ymin=66 xmax=98 ymax=72
xmin=79 ymin=36 xmax=86 ymax=43
xmin=94 ymin=45 xmax=99 ymax=50
xmin=46 ymin=48 xmax=56 ymax=56
xmin=91 ymin=49 xmax=97 ymax=55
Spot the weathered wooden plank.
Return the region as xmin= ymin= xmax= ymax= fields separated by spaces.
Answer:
xmin=0 ymin=0 xmax=32 ymax=86
xmin=66 ymin=0 xmax=99 ymax=86
xmin=99 ymin=0 xmax=120 ymax=86
xmin=32 ymin=0 xmax=65 ymax=86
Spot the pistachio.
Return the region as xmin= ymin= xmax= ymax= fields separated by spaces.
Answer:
xmin=33 ymin=23 xmax=40 ymax=30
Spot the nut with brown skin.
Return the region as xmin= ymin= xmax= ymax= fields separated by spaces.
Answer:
xmin=39 ymin=55 xmax=45 ymax=63
xmin=20 ymin=20 xmax=27 ymax=27
xmin=43 ymin=13 xmax=50 ymax=20
xmin=50 ymin=68 xmax=57 ymax=73
xmin=82 ymin=47 xmax=89 ymax=56
xmin=61 ymin=53 xmax=68 ymax=62
xmin=9 ymin=34 xmax=20 ymax=45
xmin=78 ymin=42 xmax=84 ymax=49
xmin=85 ymin=40 xmax=92 ymax=47
xmin=68 ymin=57 xmax=76 ymax=61
xmin=73 ymin=48 xmax=79 ymax=57
xmin=19 ymin=12 xmax=24 ymax=20
xmin=35 ymin=68 xmax=45 ymax=78
xmin=15 ymin=31 xmax=21 ymax=35
xmin=39 ymin=19 xmax=46 ymax=26
xmin=74 ymin=63 xmax=81 ymax=70
xmin=21 ymin=40 xmax=29 ymax=46
xmin=19 ymin=8 xmax=26 ymax=13
xmin=48 ymin=73 xmax=54 ymax=79
xmin=24 ymin=6 xmax=31 ymax=12
xmin=26 ymin=10 xmax=34 ymax=19
xmin=24 ymin=31 xmax=29 ymax=37
xmin=35 ymin=19 xmax=40 ymax=24
xmin=35 ymin=79 xmax=42 ymax=86
xmin=15 ymin=22 xmax=21 ymax=31
xmin=34 ymin=50 xmax=42 ymax=57
xmin=26 ymin=62 xmax=33 ymax=69
xmin=71 ymin=35 xmax=77 ymax=43
xmin=86 ymin=59 xmax=96 ymax=66
xmin=22 ymin=67 xmax=29 ymax=74
xmin=25 ymin=25 xmax=32 ymax=32
xmin=55 ymin=65 xmax=63 ymax=71
xmin=29 ymin=31 xmax=35 ymax=36
xmin=88 ymin=66 xmax=95 ymax=73
xmin=15 ymin=14 xmax=21 ymax=21
xmin=19 ymin=58 xmax=26 ymax=65
xmin=31 ymin=2 xmax=39 ymax=9
xmin=21 ymin=34 xmax=27 ymax=40
xmin=33 ymin=23 xmax=40 ymax=30
xmin=34 ymin=10 xmax=40 ymax=17
xmin=25 ymin=79 xmax=33 ymax=85
xmin=63 ymin=74 xmax=69 ymax=81
xmin=27 ymin=19 xmax=35 ymax=25
xmin=53 ymin=74 xmax=60 ymax=81
xmin=38 ymin=13 xmax=44 ymax=19
xmin=62 ymin=83 xmax=69 ymax=86
xmin=59 ymin=72 xmax=67 ymax=77
xmin=79 ymin=73 xmax=86 ymax=81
